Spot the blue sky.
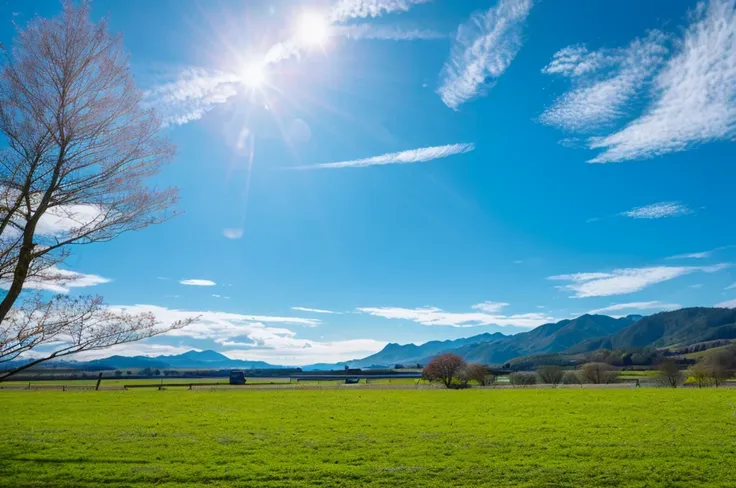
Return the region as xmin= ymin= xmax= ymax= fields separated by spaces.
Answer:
xmin=3 ymin=0 xmax=736 ymax=365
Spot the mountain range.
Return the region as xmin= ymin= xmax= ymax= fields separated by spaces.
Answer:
xmin=5 ymin=307 xmax=736 ymax=372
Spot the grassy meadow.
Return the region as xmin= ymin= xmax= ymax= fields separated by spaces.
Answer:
xmin=2 ymin=388 xmax=736 ymax=487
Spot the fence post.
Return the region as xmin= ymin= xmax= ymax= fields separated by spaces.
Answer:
xmin=95 ymin=372 xmax=103 ymax=391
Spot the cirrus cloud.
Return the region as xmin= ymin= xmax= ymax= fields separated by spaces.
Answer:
xmin=621 ymin=202 xmax=693 ymax=219
xmin=293 ymin=143 xmax=475 ymax=169
xmin=437 ymin=0 xmax=534 ymax=110
xmin=549 ymin=264 xmax=730 ymax=298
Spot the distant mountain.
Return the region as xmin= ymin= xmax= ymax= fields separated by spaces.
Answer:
xmin=425 ymin=314 xmax=638 ymax=365
xmin=568 ymin=308 xmax=736 ymax=353
xmin=84 ymin=350 xmax=277 ymax=370
xmin=351 ymin=332 xmax=509 ymax=367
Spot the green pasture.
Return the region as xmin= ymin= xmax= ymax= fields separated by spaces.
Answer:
xmin=2 ymin=388 xmax=736 ymax=487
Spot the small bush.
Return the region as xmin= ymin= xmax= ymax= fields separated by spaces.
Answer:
xmin=509 ymin=372 xmax=537 ymax=386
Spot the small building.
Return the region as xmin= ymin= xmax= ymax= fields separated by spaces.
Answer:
xmin=229 ymin=370 xmax=246 ymax=385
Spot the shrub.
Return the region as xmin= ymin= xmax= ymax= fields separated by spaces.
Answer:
xmin=536 ymin=365 xmax=564 ymax=385
xmin=509 ymin=372 xmax=537 ymax=386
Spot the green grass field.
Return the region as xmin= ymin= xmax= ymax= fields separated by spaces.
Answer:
xmin=2 ymin=389 xmax=736 ymax=487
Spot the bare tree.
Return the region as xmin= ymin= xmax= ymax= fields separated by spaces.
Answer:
xmin=509 ymin=372 xmax=537 ymax=386
xmin=465 ymin=363 xmax=495 ymax=386
xmin=561 ymin=370 xmax=582 ymax=385
xmin=655 ymin=359 xmax=685 ymax=388
xmin=536 ymin=365 xmax=564 ymax=385
xmin=422 ymin=353 xmax=467 ymax=388
xmin=699 ymin=348 xmax=735 ymax=387
xmin=580 ymin=362 xmax=617 ymax=384
xmin=690 ymin=362 xmax=713 ymax=388
xmin=0 ymin=2 xmax=191 ymax=380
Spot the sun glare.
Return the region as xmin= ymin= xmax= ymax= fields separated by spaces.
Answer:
xmin=296 ymin=12 xmax=330 ymax=47
xmin=240 ymin=62 xmax=266 ymax=88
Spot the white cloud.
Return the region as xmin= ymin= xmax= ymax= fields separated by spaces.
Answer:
xmin=179 ymin=279 xmax=216 ymax=286
xmin=292 ymin=307 xmax=341 ymax=314
xmin=34 ymin=204 xmax=106 ymax=236
xmin=437 ymin=0 xmax=533 ymax=110
xmin=295 ymin=143 xmax=475 ymax=169
xmin=96 ymin=305 xmax=378 ymax=365
xmin=540 ymin=32 xmax=669 ymax=132
xmin=589 ymin=0 xmax=736 ymax=163
xmin=334 ymin=24 xmax=446 ymax=40
xmin=587 ymin=301 xmax=681 ymax=315
xmin=716 ymin=298 xmax=736 ymax=308
xmin=223 ymin=228 xmax=244 ymax=239
xmin=726 ymin=282 xmax=736 ymax=290
xmin=329 ymin=0 xmax=431 ymax=22
xmin=358 ymin=303 xmax=552 ymax=328
xmin=143 ymin=68 xmax=240 ymax=127
xmin=621 ymin=202 xmax=692 ymax=219
xmin=471 ymin=301 xmax=510 ymax=313
xmin=0 ymin=266 xmax=110 ymax=294
xmin=549 ymin=264 xmax=729 ymax=298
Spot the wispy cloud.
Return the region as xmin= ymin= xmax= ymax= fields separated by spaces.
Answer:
xmin=587 ymin=301 xmax=681 ymax=315
xmin=726 ymin=282 xmax=736 ymax=290
xmin=549 ymin=264 xmax=729 ymax=298
xmin=358 ymin=302 xmax=553 ymax=328
xmin=540 ymin=31 xmax=669 ymax=132
xmin=437 ymin=0 xmax=533 ymax=110
xmin=716 ymin=298 xmax=736 ymax=308
xmin=589 ymin=0 xmax=736 ymax=163
xmin=294 ymin=143 xmax=475 ymax=169
xmin=148 ymin=0 xmax=437 ymax=126
xmin=668 ymin=251 xmax=712 ymax=260
xmin=222 ymin=228 xmax=244 ymax=240
xmin=179 ymin=279 xmax=217 ymax=286
xmin=292 ymin=306 xmax=341 ymax=314
xmin=329 ymin=0 xmax=432 ymax=22
xmin=334 ymin=24 xmax=446 ymax=40
xmin=143 ymin=68 xmax=240 ymax=127
xmin=0 ymin=266 xmax=110 ymax=294
xmin=667 ymin=245 xmax=734 ymax=260
xmin=621 ymin=202 xmax=692 ymax=219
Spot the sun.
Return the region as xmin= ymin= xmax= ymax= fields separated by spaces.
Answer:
xmin=296 ymin=12 xmax=330 ymax=47
xmin=240 ymin=62 xmax=266 ymax=89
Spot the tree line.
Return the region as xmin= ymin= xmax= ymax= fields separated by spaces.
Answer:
xmin=423 ymin=346 xmax=735 ymax=389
